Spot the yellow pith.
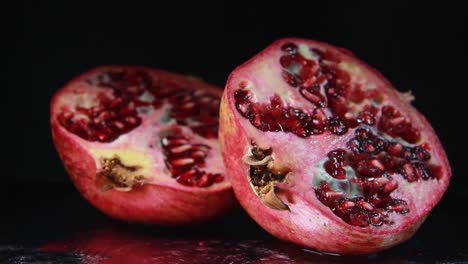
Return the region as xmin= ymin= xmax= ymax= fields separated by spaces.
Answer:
xmin=90 ymin=147 xmax=153 ymax=176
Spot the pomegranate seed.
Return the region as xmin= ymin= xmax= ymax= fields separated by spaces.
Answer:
xmin=401 ymin=162 xmax=416 ymax=182
xmin=96 ymin=131 xmax=110 ymax=142
xmin=339 ymin=200 xmax=356 ymax=210
xmin=162 ymin=137 xmax=189 ymax=147
xmin=109 ymin=97 xmax=123 ymax=108
xmin=170 ymin=144 xmax=192 ymax=154
xmin=358 ymin=108 xmax=377 ymax=125
xmin=178 ymin=169 xmax=197 ymax=181
xmin=300 ymin=88 xmax=324 ymax=106
xmin=124 ymin=116 xmax=139 ymax=125
xmin=387 ymin=142 xmax=403 ymax=156
xmin=324 ymin=161 xmax=347 ymax=179
xmin=357 ymin=200 xmax=374 ymax=211
xmin=110 ymin=120 xmax=126 ymax=131
xmin=370 ymin=215 xmax=383 ymax=226
xmin=413 ymin=162 xmax=430 ymax=180
xmin=368 ymin=177 xmax=389 ymax=192
xmin=386 ymin=200 xmax=409 ymax=214
xmin=325 ymin=190 xmax=344 ymax=200
xmin=61 ymin=111 xmax=73 ymax=120
xmin=92 ymin=111 xmax=111 ymax=124
xmin=355 ymin=126 xmax=372 ymax=139
xmin=413 ymin=147 xmax=431 ymax=161
xmin=191 ymin=150 xmax=207 ymax=160
xmin=349 ymin=212 xmax=369 ymax=227
xmin=328 ymin=117 xmax=348 ymax=135
xmin=213 ymin=174 xmax=224 ymax=183
xmin=171 ymin=158 xmax=195 ymax=166
xmin=382 ymin=178 xmax=398 ymax=194
xmin=196 ymin=173 xmax=213 ymax=187
xmin=356 ymin=159 xmax=384 ymax=177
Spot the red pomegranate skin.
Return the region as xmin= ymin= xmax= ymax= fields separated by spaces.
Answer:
xmin=219 ymin=38 xmax=451 ymax=254
xmin=51 ymin=65 xmax=236 ymax=225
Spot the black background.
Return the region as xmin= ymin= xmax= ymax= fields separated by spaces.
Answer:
xmin=6 ymin=1 xmax=467 ymax=217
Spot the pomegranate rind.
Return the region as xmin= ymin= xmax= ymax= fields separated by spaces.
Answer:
xmin=220 ymin=38 xmax=451 ymax=254
xmin=51 ymin=65 xmax=236 ymax=225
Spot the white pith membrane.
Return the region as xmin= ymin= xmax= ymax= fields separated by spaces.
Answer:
xmin=54 ymin=67 xmax=228 ymax=192
xmin=231 ymin=41 xmax=446 ymax=230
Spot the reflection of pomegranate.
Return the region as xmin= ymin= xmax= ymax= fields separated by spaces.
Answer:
xmin=220 ymin=38 xmax=451 ymax=253
xmin=50 ymin=66 xmax=235 ymax=224
xmin=40 ymin=227 xmax=299 ymax=264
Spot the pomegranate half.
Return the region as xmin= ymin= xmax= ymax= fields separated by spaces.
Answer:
xmin=51 ymin=65 xmax=235 ymax=224
xmin=219 ymin=38 xmax=450 ymax=254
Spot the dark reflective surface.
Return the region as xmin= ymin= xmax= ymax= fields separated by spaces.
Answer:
xmin=1 ymin=186 xmax=467 ymax=263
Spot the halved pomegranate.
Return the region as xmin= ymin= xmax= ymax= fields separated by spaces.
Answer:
xmin=51 ymin=66 xmax=235 ymax=224
xmin=219 ymin=38 xmax=451 ymax=254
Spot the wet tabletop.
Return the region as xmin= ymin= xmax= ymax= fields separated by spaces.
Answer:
xmin=1 ymin=185 xmax=467 ymax=264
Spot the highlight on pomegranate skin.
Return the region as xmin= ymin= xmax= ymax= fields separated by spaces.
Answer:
xmin=50 ymin=65 xmax=236 ymax=224
xmin=219 ymin=38 xmax=451 ymax=254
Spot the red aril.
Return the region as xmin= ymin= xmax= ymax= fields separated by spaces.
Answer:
xmin=219 ymin=38 xmax=450 ymax=254
xmin=51 ymin=66 xmax=235 ymax=224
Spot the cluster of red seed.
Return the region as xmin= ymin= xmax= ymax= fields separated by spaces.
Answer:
xmin=58 ymin=69 xmax=221 ymax=142
xmin=235 ymin=91 xmax=328 ymax=136
xmin=234 ymin=43 xmax=388 ymax=138
xmin=58 ymin=93 xmax=142 ymax=142
xmin=168 ymin=90 xmax=220 ymax=139
xmin=316 ymin=181 xmax=408 ymax=227
xmin=315 ymin=126 xmax=439 ymax=227
xmin=161 ymin=134 xmax=224 ymax=187
xmin=379 ymin=105 xmax=421 ymax=144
